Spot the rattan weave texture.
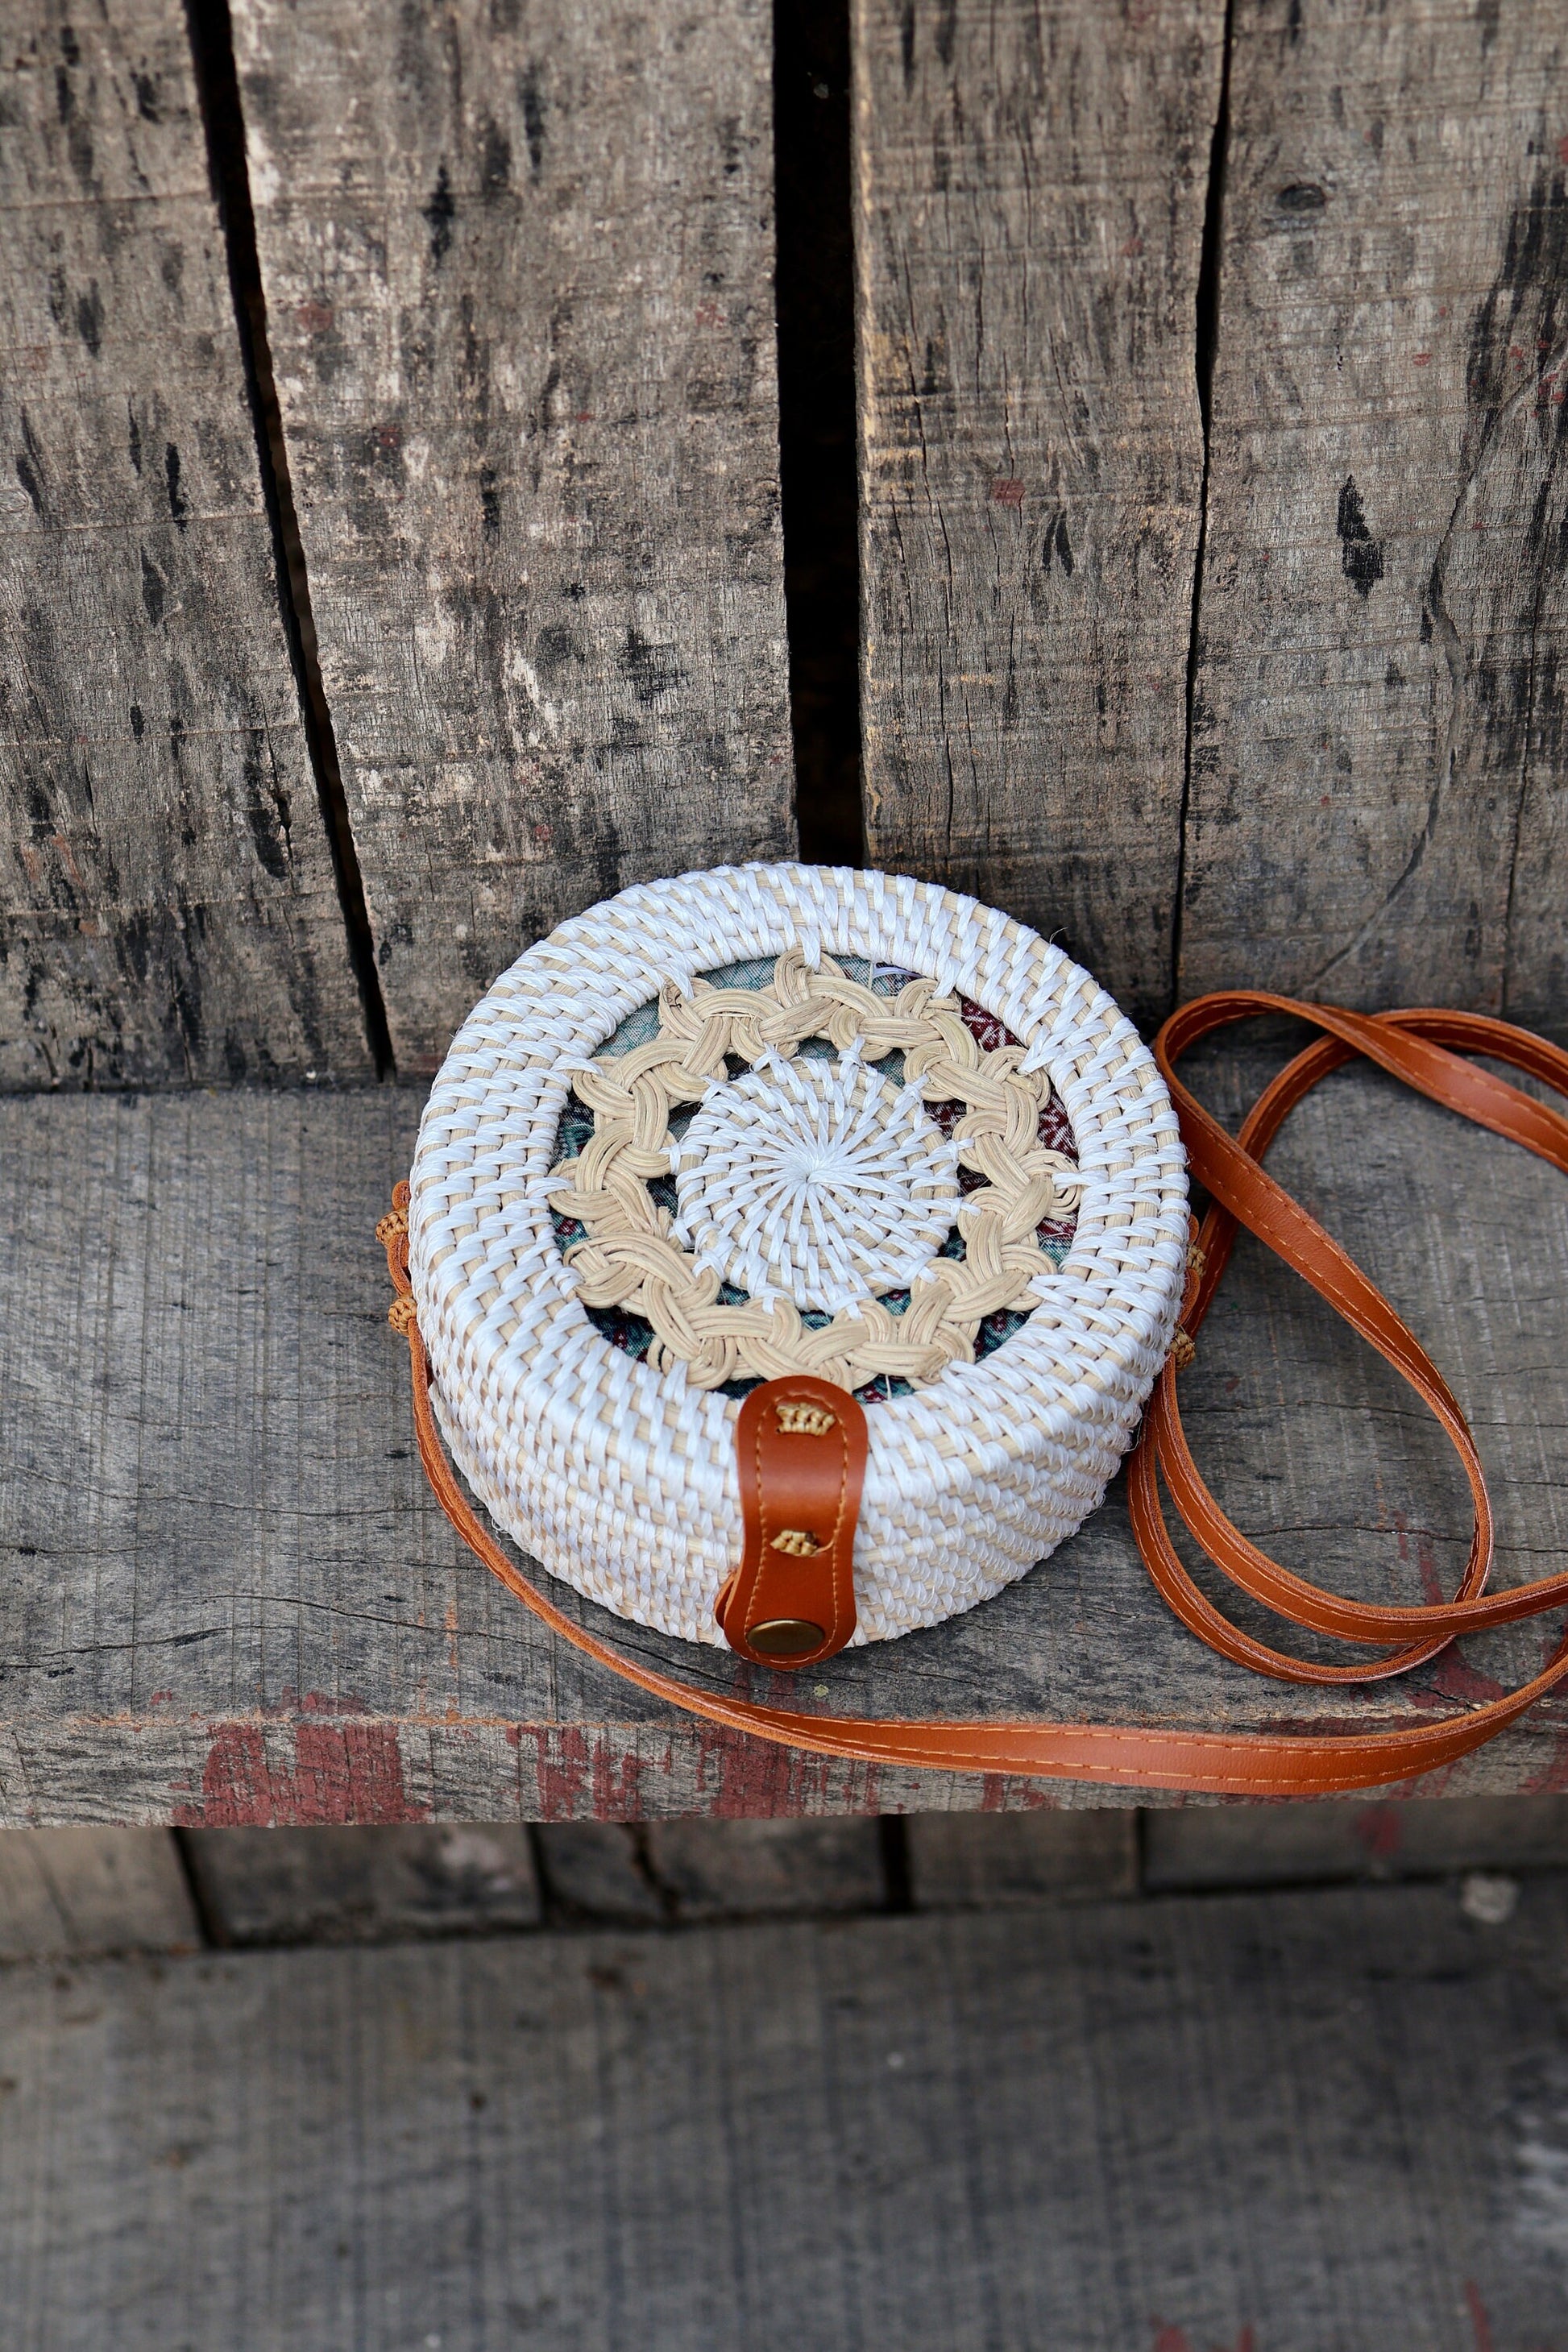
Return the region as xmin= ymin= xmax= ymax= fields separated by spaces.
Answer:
xmin=409 ymin=865 xmax=1188 ymax=1645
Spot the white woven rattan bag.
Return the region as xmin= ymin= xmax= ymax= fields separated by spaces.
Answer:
xmin=404 ymin=862 xmax=1189 ymax=1661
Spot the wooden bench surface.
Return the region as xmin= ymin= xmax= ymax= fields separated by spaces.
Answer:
xmin=2 ymin=2 xmax=1566 ymax=1817
xmin=4 ymin=1042 xmax=1564 ymax=1822
xmin=6 ymin=1878 xmax=1567 ymax=2342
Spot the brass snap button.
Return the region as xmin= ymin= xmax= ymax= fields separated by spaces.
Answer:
xmin=747 ymin=1617 xmax=826 ymax=1657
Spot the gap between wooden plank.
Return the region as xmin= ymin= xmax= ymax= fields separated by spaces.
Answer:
xmin=183 ymin=0 xmax=395 ymax=1077
xmin=1170 ymin=0 xmax=1236 ymax=1017
xmin=773 ymin=0 xmax=865 ymax=869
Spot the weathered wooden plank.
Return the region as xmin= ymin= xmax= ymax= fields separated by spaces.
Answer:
xmin=852 ymin=0 xmax=1224 ymax=1030
xmin=1180 ymin=0 xmax=1568 ymax=1026
xmin=1145 ymin=1789 xmax=1568 ymax=1891
xmin=0 ymin=1056 xmax=1564 ymax=1819
xmin=180 ymin=1822 xmax=539 ymax=1943
xmin=0 ymin=1827 xmax=197 ymax=1957
xmin=533 ymin=1816 xmax=889 ymax=1922
xmin=0 ymin=0 xmax=371 ymax=1088
xmin=533 ymin=1823 xmax=667 ymax=1922
xmin=906 ymin=1810 xmax=1139 ymax=1906
xmin=230 ymin=0 xmax=796 ymax=1076
xmin=641 ymin=1816 xmax=886 ymax=1918
xmin=2 ymin=1884 xmax=1567 ymax=2344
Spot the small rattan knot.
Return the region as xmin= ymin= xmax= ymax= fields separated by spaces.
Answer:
xmin=1186 ymin=1242 xmax=1206 ymax=1282
xmin=388 ymin=1294 xmax=419 ymax=1337
xmin=1171 ymin=1328 xmax=1196 ymax=1372
xmin=377 ymin=1206 xmax=409 ymax=1246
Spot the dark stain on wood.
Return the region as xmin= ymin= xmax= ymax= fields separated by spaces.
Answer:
xmin=421 ymin=160 xmax=456 ymax=263
xmin=1336 ymin=476 xmax=1383 ymax=595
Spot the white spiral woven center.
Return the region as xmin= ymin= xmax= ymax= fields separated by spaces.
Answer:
xmin=672 ymin=1052 xmax=961 ymax=1315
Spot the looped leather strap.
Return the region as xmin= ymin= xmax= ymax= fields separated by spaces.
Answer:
xmin=384 ymin=995 xmax=1568 ymax=1797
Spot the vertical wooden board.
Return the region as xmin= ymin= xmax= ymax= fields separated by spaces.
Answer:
xmin=906 ymin=1811 xmax=1139 ymax=1907
xmin=233 ymin=0 xmax=796 ymax=1076
xmin=1181 ymin=0 xmax=1568 ymax=1022
xmin=0 ymin=1828 xmax=198 ymax=1957
xmin=853 ymin=0 xmax=1223 ymax=1031
xmin=641 ymin=1816 xmax=886 ymax=1918
xmin=180 ymin=1824 xmax=541 ymax=1943
xmin=0 ymin=0 xmax=370 ymax=1088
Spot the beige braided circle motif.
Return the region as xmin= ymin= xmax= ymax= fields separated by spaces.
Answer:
xmin=546 ymin=948 xmax=1082 ymax=1392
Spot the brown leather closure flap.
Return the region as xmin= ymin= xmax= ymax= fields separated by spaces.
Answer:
xmin=714 ymin=1376 xmax=868 ymax=1669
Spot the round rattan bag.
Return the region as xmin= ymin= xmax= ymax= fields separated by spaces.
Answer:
xmin=407 ymin=863 xmax=1188 ymax=1657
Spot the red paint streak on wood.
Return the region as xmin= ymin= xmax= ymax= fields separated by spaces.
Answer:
xmin=1353 ymin=1802 xmax=1403 ymax=1861
xmin=980 ymin=1773 xmax=1007 ymax=1812
xmin=990 ymin=477 xmax=1026 ymax=508
xmin=690 ymin=1724 xmax=883 ymax=1818
xmin=172 ymin=1720 xmax=429 ymax=1826
xmin=528 ymin=1727 xmax=592 ymax=1819
xmin=1413 ymin=1534 xmax=1505 ymax=1706
xmin=291 ymin=1722 xmax=426 ymax=1823
xmin=697 ymin=1724 xmax=804 ymax=1815
xmin=591 ymin=1736 xmax=648 ymax=1819
xmin=1001 ymin=1779 xmax=1056 ymax=1811
xmin=1465 ymin=2279 xmax=1495 ymax=2352
xmin=1414 ymin=1654 xmax=1507 ymax=1707
xmin=172 ymin=1726 xmax=275 ymax=1827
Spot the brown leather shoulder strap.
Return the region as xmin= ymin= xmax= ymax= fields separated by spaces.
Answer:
xmin=382 ymin=996 xmax=1568 ymax=1798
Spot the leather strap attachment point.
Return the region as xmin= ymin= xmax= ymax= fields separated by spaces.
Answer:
xmin=715 ymin=1376 xmax=868 ymax=1669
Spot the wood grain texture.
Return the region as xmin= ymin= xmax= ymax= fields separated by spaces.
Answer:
xmin=852 ymin=0 xmax=1224 ymax=1031
xmin=0 ymin=0 xmax=371 ymax=1089
xmin=3 ymin=1885 xmax=1568 ymax=2345
xmin=1180 ymin=0 xmax=1568 ymax=1026
xmin=1143 ymin=1789 xmax=1568 ymax=1889
xmin=906 ymin=1808 xmax=1139 ymax=1906
xmin=534 ymin=1816 xmax=889 ymax=1922
xmin=0 ymin=1827 xmax=197 ymax=1957
xmin=641 ymin=1815 xmax=886 ymax=1918
xmin=0 ymin=1060 xmax=1565 ymax=1818
xmin=231 ymin=0 xmax=796 ymax=1076
xmin=181 ymin=1822 xmax=541 ymax=1943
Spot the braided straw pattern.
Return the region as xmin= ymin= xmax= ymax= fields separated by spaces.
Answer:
xmin=409 ymin=865 xmax=1188 ymax=1646
xmin=546 ymin=947 xmax=1082 ymax=1390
